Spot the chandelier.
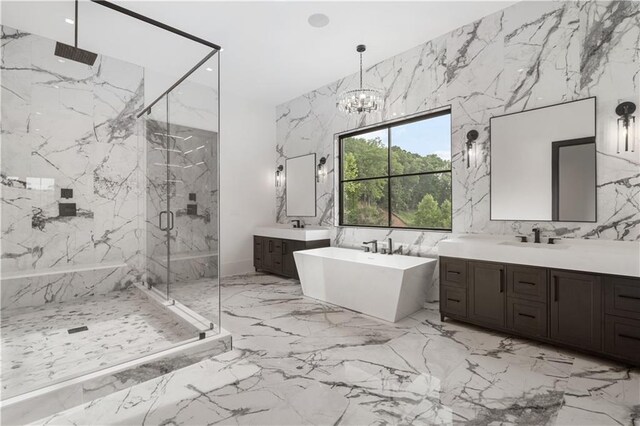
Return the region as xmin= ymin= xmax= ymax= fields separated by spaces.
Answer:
xmin=337 ymin=45 xmax=382 ymax=114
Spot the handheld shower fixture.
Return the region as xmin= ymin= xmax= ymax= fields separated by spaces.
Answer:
xmin=54 ymin=0 xmax=98 ymax=66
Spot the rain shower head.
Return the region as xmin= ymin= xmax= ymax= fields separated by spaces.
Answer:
xmin=55 ymin=0 xmax=98 ymax=66
xmin=54 ymin=42 xmax=97 ymax=66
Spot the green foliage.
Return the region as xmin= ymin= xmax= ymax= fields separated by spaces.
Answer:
xmin=342 ymin=131 xmax=451 ymax=229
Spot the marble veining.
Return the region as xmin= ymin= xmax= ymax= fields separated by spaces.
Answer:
xmin=34 ymin=273 xmax=640 ymax=425
xmin=275 ymin=0 xmax=640 ymax=263
xmin=1 ymin=286 xmax=196 ymax=399
xmin=1 ymin=25 xmax=146 ymax=308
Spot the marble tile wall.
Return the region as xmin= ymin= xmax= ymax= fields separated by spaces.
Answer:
xmin=275 ymin=2 xmax=640 ymax=280
xmin=144 ymin=120 xmax=218 ymax=286
xmin=1 ymin=26 xmax=145 ymax=307
xmin=1 ymin=26 xmax=220 ymax=307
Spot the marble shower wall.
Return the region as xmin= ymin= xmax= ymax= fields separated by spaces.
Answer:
xmin=144 ymin=120 xmax=218 ymax=286
xmin=1 ymin=26 xmax=144 ymax=308
xmin=276 ymin=1 xmax=640 ymax=264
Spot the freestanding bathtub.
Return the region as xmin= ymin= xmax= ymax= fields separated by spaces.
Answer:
xmin=294 ymin=247 xmax=437 ymax=322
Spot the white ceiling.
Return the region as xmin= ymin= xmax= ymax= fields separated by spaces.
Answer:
xmin=1 ymin=1 xmax=516 ymax=107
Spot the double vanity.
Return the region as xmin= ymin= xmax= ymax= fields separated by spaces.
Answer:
xmin=439 ymin=235 xmax=640 ymax=365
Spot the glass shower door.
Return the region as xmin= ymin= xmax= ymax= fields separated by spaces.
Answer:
xmin=144 ymin=54 xmax=220 ymax=332
xmin=165 ymin=55 xmax=220 ymax=330
xmin=145 ymin=95 xmax=172 ymax=298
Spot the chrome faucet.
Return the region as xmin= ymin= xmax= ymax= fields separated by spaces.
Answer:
xmin=363 ymin=240 xmax=378 ymax=253
xmin=532 ymin=227 xmax=541 ymax=244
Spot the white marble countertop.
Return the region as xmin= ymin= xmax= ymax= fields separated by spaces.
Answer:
xmin=254 ymin=225 xmax=330 ymax=242
xmin=438 ymin=234 xmax=640 ymax=278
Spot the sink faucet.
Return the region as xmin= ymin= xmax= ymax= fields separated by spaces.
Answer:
xmin=363 ymin=240 xmax=378 ymax=253
xmin=387 ymin=238 xmax=393 ymax=255
xmin=532 ymin=227 xmax=541 ymax=244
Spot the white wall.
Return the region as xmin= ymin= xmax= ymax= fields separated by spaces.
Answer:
xmin=220 ymin=93 xmax=275 ymax=276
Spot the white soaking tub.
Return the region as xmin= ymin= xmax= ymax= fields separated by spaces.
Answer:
xmin=294 ymin=247 xmax=437 ymax=322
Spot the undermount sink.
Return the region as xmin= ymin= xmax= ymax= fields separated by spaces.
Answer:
xmin=254 ymin=225 xmax=330 ymax=241
xmin=499 ymin=241 xmax=569 ymax=250
xmin=438 ymin=234 xmax=639 ymax=277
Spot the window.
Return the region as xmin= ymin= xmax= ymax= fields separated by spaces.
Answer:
xmin=339 ymin=110 xmax=452 ymax=230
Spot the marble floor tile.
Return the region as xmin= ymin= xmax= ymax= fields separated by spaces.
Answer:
xmin=32 ymin=273 xmax=640 ymax=425
xmin=1 ymin=286 xmax=197 ymax=399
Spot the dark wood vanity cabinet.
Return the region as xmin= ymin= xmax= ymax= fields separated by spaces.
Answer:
xmin=254 ymin=236 xmax=329 ymax=279
xmin=440 ymin=256 xmax=640 ymax=365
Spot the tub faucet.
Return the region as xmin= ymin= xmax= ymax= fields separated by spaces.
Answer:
xmin=532 ymin=227 xmax=541 ymax=243
xmin=363 ymin=240 xmax=378 ymax=253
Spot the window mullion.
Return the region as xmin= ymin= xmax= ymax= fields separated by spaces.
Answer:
xmin=387 ymin=125 xmax=392 ymax=227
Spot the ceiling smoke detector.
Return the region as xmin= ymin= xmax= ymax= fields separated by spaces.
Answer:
xmin=308 ymin=13 xmax=330 ymax=28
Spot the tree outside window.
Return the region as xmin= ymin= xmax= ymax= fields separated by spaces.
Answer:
xmin=339 ymin=111 xmax=452 ymax=230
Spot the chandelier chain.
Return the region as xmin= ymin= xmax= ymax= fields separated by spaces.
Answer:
xmin=359 ymin=51 xmax=363 ymax=89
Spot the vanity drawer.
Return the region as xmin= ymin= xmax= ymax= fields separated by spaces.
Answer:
xmin=604 ymin=276 xmax=640 ymax=320
xmin=440 ymin=286 xmax=467 ymax=318
xmin=605 ymin=315 xmax=640 ymax=363
xmin=440 ymin=257 xmax=467 ymax=288
xmin=506 ymin=265 xmax=547 ymax=303
xmin=507 ymin=298 xmax=547 ymax=338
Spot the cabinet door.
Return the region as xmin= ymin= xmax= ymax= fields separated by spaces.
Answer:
xmin=550 ymin=270 xmax=602 ymax=351
xmin=262 ymin=238 xmax=283 ymax=273
xmin=282 ymin=240 xmax=304 ymax=279
xmin=468 ymin=261 xmax=506 ymax=327
xmin=253 ymin=236 xmax=263 ymax=269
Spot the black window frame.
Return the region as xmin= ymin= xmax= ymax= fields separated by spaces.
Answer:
xmin=338 ymin=109 xmax=453 ymax=232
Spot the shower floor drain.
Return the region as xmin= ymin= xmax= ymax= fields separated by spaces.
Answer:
xmin=67 ymin=326 xmax=89 ymax=334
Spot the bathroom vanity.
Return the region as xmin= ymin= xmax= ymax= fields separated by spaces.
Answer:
xmin=438 ymin=236 xmax=640 ymax=365
xmin=253 ymin=226 xmax=330 ymax=279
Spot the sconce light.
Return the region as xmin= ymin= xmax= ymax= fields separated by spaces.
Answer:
xmin=465 ymin=130 xmax=479 ymax=169
xmin=275 ymin=165 xmax=284 ymax=187
xmin=616 ymin=101 xmax=636 ymax=153
xmin=316 ymin=157 xmax=327 ymax=183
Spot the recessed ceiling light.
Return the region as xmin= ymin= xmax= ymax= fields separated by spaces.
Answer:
xmin=65 ymin=18 xmax=74 ymax=24
xmin=308 ymin=13 xmax=330 ymax=28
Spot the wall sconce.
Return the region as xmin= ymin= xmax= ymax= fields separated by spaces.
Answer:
xmin=316 ymin=157 xmax=327 ymax=183
xmin=275 ymin=165 xmax=284 ymax=187
xmin=616 ymin=101 xmax=636 ymax=153
xmin=465 ymin=130 xmax=479 ymax=169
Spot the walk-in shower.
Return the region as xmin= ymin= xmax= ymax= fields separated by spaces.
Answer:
xmin=0 ymin=0 xmax=223 ymax=409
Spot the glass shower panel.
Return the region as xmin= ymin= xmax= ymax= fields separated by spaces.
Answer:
xmin=166 ymin=53 xmax=220 ymax=330
xmin=145 ymin=95 xmax=171 ymax=298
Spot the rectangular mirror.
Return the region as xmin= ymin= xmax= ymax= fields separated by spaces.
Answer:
xmin=490 ymin=97 xmax=596 ymax=222
xmin=286 ymin=153 xmax=316 ymax=217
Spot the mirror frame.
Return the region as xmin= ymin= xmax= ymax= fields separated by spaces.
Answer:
xmin=489 ymin=97 xmax=597 ymax=223
xmin=285 ymin=153 xmax=317 ymax=217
